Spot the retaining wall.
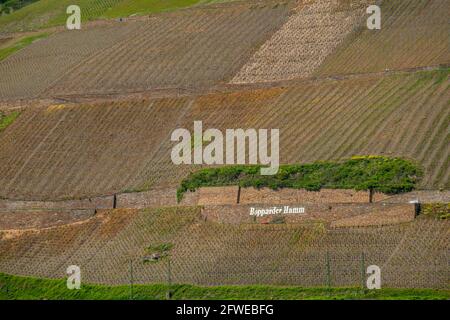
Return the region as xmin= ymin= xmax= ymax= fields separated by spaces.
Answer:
xmin=201 ymin=203 xmax=415 ymax=227
xmin=0 ymin=187 xmax=444 ymax=213
xmin=115 ymin=187 xmax=387 ymax=208
xmin=116 ymin=188 xmax=198 ymax=208
xmin=379 ymin=190 xmax=450 ymax=203
xmin=240 ymin=187 xmax=388 ymax=204
xmin=0 ymin=195 xmax=113 ymax=210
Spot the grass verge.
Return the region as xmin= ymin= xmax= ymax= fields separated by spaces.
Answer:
xmin=422 ymin=203 xmax=450 ymax=220
xmin=0 ymin=0 xmax=234 ymax=33
xmin=0 ymin=111 xmax=20 ymax=132
xmin=0 ymin=273 xmax=447 ymax=300
xmin=0 ymin=33 xmax=47 ymax=61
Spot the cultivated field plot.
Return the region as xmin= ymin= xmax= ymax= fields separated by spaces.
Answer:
xmin=315 ymin=0 xmax=450 ymax=76
xmin=0 ymin=0 xmax=236 ymax=34
xmin=231 ymin=0 xmax=370 ymax=83
xmin=0 ymin=98 xmax=191 ymax=199
xmin=0 ymin=0 xmax=123 ymax=34
xmin=0 ymin=70 xmax=448 ymax=200
xmin=1 ymin=0 xmax=448 ymax=101
xmin=0 ymin=207 xmax=448 ymax=288
xmin=0 ymin=23 xmax=142 ymax=101
xmin=231 ymin=0 xmax=450 ymax=83
xmin=45 ymin=2 xmax=289 ymax=97
xmin=0 ymin=1 xmax=290 ymax=102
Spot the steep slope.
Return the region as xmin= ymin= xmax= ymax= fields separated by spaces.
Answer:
xmin=0 ymin=0 xmax=236 ymax=34
xmin=0 ymin=69 xmax=447 ymax=200
xmin=231 ymin=0 xmax=370 ymax=83
xmin=0 ymin=207 xmax=447 ymax=288
xmin=0 ymin=1 xmax=290 ymax=101
xmin=2 ymin=0 xmax=449 ymax=102
xmin=231 ymin=0 xmax=450 ymax=83
xmin=315 ymin=0 xmax=450 ymax=76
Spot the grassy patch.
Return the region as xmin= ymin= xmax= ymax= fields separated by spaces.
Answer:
xmin=144 ymin=242 xmax=174 ymax=263
xmin=0 ymin=0 xmax=39 ymax=15
xmin=0 ymin=0 xmax=234 ymax=32
xmin=0 ymin=33 xmax=48 ymax=61
xmin=414 ymin=67 xmax=450 ymax=86
xmin=422 ymin=203 xmax=450 ymax=220
xmin=0 ymin=273 xmax=447 ymax=300
xmin=177 ymin=156 xmax=422 ymax=202
xmin=0 ymin=111 xmax=20 ymax=132
xmin=104 ymin=0 xmax=209 ymax=18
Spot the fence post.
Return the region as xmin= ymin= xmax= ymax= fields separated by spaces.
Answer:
xmin=326 ymin=251 xmax=331 ymax=289
xmin=360 ymin=251 xmax=366 ymax=290
xmin=166 ymin=256 xmax=172 ymax=300
xmin=129 ymin=259 xmax=134 ymax=300
xmin=369 ymin=188 xmax=374 ymax=203
xmin=237 ymin=186 xmax=241 ymax=204
xmin=414 ymin=202 xmax=421 ymax=216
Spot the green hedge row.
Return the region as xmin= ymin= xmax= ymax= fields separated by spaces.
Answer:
xmin=177 ymin=156 xmax=422 ymax=202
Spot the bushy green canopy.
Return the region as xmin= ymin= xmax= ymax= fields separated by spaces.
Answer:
xmin=177 ymin=156 xmax=422 ymax=201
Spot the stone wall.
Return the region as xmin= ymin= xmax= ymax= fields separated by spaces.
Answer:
xmin=380 ymin=190 xmax=450 ymax=203
xmin=0 ymin=195 xmax=113 ymax=210
xmin=239 ymin=187 xmax=388 ymax=204
xmin=201 ymin=203 xmax=415 ymax=227
xmin=116 ymin=188 xmax=198 ymax=208
xmin=0 ymin=187 xmax=441 ymax=215
xmin=198 ymin=186 xmax=239 ymax=205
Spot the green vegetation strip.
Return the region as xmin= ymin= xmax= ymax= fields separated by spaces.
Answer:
xmin=0 ymin=111 xmax=20 ymax=132
xmin=0 ymin=273 xmax=447 ymax=300
xmin=177 ymin=156 xmax=422 ymax=201
xmin=0 ymin=0 xmax=234 ymax=32
xmin=0 ymin=33 xmax=48 ymax=61
xmin=422 ymin=203 xmax=450 ymax=220
xmin=0 ymin=0 xmax=38 ymax=14
xmin=103 ymin=0 xmax=227 ymax=18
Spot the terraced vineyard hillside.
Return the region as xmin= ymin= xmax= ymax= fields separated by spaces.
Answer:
xmin=0 ymin=0 xmax=235 ymax=34
xmin=1 ymin=0 xmax=448 ymax=102
xmin=0 ymin=207 xmax=447 ymax=288
xmin=0 ymin=1 xmax=290 ymax=101
xmin=0 ymin=69 xmax=447 ymax=200
xmin=231 ymin=0 xmax=371 ymax=83
xmin=0 ymin=0 xmax=448 ymax=297
xmin=315 ymin=0 xmax=450 ymax=76
xmin=230 ymin=0 xmax=450 ymax=83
